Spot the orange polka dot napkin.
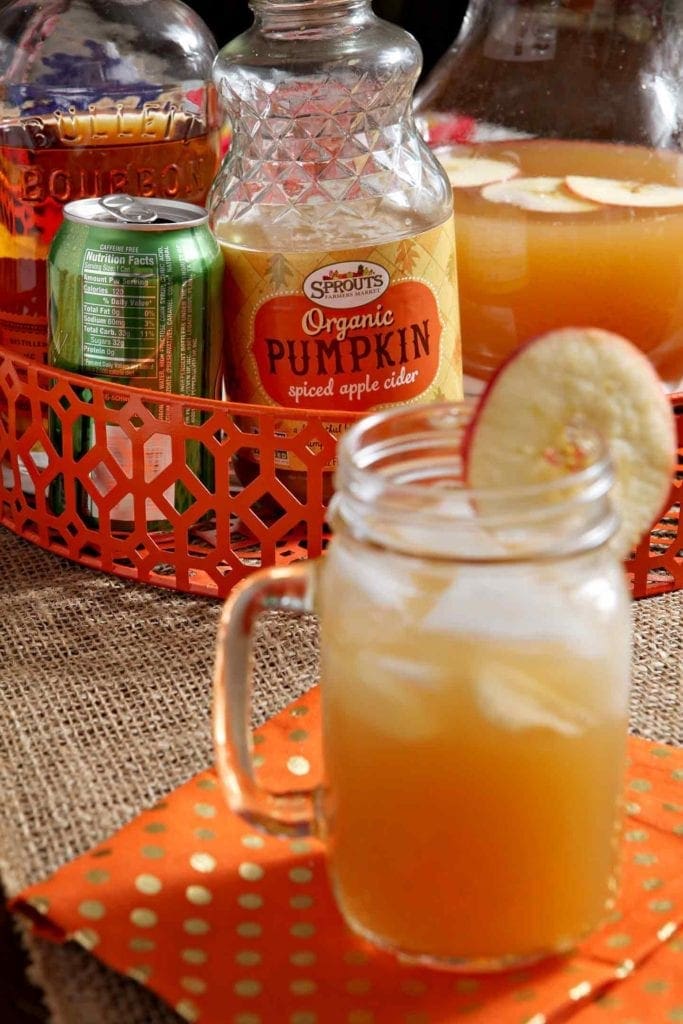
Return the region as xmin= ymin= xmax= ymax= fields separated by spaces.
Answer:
xmin=10 ymin=688 xmax=683 ymax=1024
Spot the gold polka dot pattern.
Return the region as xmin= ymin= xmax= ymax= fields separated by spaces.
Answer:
xmin=235 ymin=950 xmax=261 ymax=967
xmin=290 ymin=978 xmax=317 ymax=995
xmin=126 ymin=967 xmax=151 ymax=987
xmin=236 ymin=922 xmax=261 ymax=938
xmin=238 ymin=862 xmax=264 ymax=882
xmin=181 ymin=948 xmax=208 ymax=965
xmin=197 ymin=778 xmax=218 ymax=792
xmin=135 ymin=874 xmax=162 ymax=896
xmin=194 ymin=828 xmax=216 ymax=842
xmin=144 ymin=822 xmax=167 ymax=835
xmin=289 ymin=894 xmax=313 ymax=910
xmin=175 ymin=998 xmax=200 ymax=1022
xmin=85 ymin=870 xmax=110 ymax=885
xmin=241 ymin=835 xmax=264 ymax=850
xmin=10 ymin=693 xmax=683 ymax=1024
xmin=181 ymin=976 xmax=207 ymax=995
xmin=186 ymin=885 xmax=213 ymax=906
xmin=183 ymin=917 xmax=210 ymax=936
xmin=130 ymin=908 xmax=157 ymax=929
xmin=141 ymin=845 xmax=165 ymax=860
xmin=72 ymin=927 xmax=100 ymax=950
xmin=189 ymin=853 xmax=217 ymax=874
xmin=288 ymin=867 xmax=312 ymax=884
xmin=193 ymin=803 xmax=217 ymax=819
xmin=26 ymin=896 xmax=50 ymax=914
xmin=234 ymin=979 xmax=262 ymax=997
xmin=129 ymin=937 xmax=155 ymax=952
xmin=290 ymin=950 xmax=316 ymax=967
xmin=287 ymin=755 xmax=311 ymax=776
xmin=78 ymin=900 xmax=105 ymax=921
xmin=237 ymin=894 xmax=263 ymax=910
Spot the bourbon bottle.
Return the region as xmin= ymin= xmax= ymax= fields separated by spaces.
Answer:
xmin=0 ymin=0 xmax=221 ymax=369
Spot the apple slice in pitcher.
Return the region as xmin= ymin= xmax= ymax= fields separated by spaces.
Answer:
xmin=566 ymin=175 xmax=683 ymax=208
xmin=464 ymin=327 xmax=677 ymax=556
xmin=481 ymin=176 xmax=599 ymax=212
xmin=436 ymin=152 xmax=519 ymax=188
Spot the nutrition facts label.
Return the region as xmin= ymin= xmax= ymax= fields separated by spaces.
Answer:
xmin=81 ymin=248 xmax=159 ymax=378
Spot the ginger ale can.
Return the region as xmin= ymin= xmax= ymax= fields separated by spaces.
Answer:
xmin=47 ymin=194 xmax=223 ymax=527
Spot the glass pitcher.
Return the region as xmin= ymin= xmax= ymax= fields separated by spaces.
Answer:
xmin=414 ymin=0 xmax=683 ymax=394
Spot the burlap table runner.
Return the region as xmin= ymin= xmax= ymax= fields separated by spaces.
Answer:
xmin=0 ymin=524 xmax=680 ymax=1024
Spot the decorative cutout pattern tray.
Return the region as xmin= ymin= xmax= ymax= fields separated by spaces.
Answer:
xmin=0 ymin=346 xmax=680 ymax=600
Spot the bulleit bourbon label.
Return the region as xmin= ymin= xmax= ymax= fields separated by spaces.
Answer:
xmin=221 ymin=214 xmax=462 ymax=469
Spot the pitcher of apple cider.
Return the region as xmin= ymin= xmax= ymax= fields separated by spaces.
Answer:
xmin=414 ymin=0 xmax=683 ymax=394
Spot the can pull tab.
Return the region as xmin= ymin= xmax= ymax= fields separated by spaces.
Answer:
xmin=99 ymin=194 xmax=159 ymax=224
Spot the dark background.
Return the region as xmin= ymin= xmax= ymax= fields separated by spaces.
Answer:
xmin=185 ymin=1 xmax=468 ymax=79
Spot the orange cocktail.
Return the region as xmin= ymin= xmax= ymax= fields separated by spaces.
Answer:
xmin=446 ymin=139 xmax=683 ymax=389
xmin=319 ymin=536 xmax=629 ymax=965
xmin=215 ymin=400 xmax=643 ymax=971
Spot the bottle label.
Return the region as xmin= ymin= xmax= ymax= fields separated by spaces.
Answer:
xmin=221 ymin=215 xmax=462 ymax=469
xmin=0 ymin=103 xmax=220 ymax=362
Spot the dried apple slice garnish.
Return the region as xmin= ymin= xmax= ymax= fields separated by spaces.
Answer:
xmin=481 ymin=176 xmax=599 ymax=212
xmin=565 ymin=175 xmax=683 ymax=208
xmin=464 ymin=328 xmax=676 ymax=556
xmin=436 ymin=152 xmax=520 ymax=188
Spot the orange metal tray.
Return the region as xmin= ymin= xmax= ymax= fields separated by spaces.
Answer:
xmin=0 ymin=346 xmax=681 ymax=600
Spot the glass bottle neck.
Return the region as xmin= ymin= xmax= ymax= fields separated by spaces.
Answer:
xmin=249 ymin=0 xmax=372 ymax=36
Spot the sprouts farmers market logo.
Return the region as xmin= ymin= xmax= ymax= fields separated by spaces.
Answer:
xmin=303 ymin=261 xmax=390 ymax=309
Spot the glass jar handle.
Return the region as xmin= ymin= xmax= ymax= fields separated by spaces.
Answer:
xmin=213 ymin=563 xmax=318 ymax=837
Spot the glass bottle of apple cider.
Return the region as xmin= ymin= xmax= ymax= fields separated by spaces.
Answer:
xmin=209 ymin=0 xmax=462 ymax=500
xmin=414 ymin=0 xmax=683 ymax=395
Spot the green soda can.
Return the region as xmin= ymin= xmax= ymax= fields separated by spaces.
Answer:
xmin=47 ymin=194 xmax=223 ymax=528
